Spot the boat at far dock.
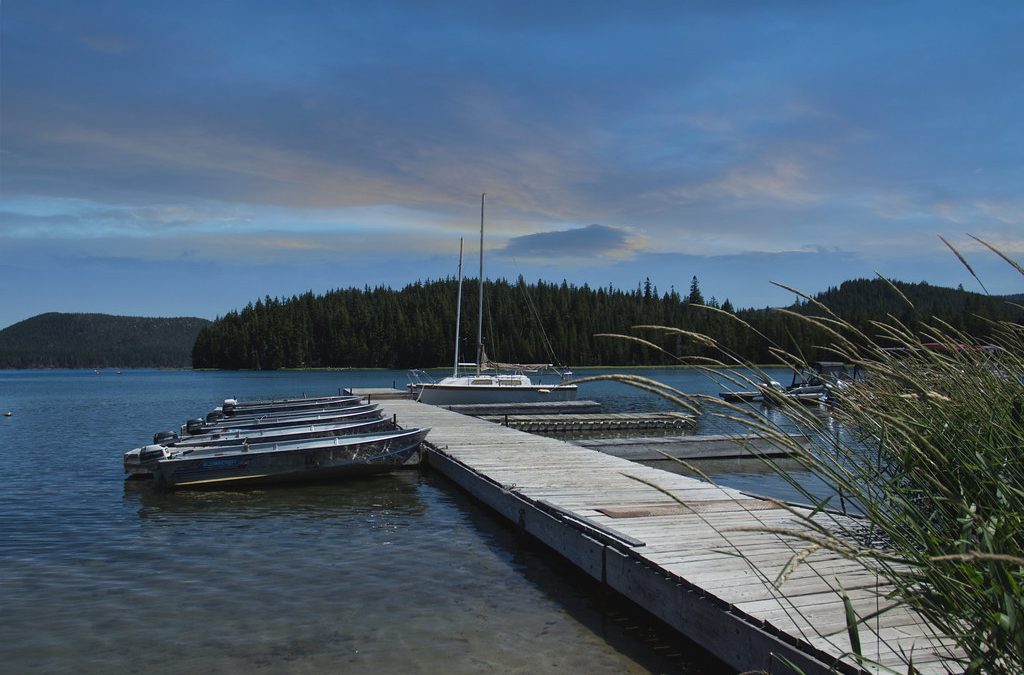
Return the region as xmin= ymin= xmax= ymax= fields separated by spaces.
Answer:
xmin=719 ymin=361 xmax=860 ymax=405
xmin=407 ymin=194 xmax=578 ymax=406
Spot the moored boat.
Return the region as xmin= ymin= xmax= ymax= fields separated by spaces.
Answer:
xmin=408 ymin=194 xmax=578 ymax=406
xmin=409 ymin=369 xmax=578 ymax=405
xmin=125 ymin=417 xmax=394 ymax=478
xmin=215 ymin=394 xmax=362 ymax=417
xmin=139 ymin=428 xmax=430 ymax=490
xmin=718 ymin=390 xmax=764 ymax=403
xmin=751 ymin=362 xmax=859 ymax=406
xmin=224 ymin=393 xmax=355 ymax=409
xmin=182 ymin=404 xmax=382 ymax=436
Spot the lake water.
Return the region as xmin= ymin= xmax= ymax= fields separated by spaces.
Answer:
xmin=0 ymin=367 xmax=837 ymax=673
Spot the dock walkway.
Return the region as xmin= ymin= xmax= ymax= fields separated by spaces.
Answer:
xmin=366 ymin=395 xmax=959 ymax=674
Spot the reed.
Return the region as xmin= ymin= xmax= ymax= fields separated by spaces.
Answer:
xmin=765 ymin=313 xmax=1024 ymax=674
xmin=599 ymin=246 xmax=1023 ymax=673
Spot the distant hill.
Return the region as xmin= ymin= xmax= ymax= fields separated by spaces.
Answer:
xmin=0 ymin=313 xmax=211 ymax=368
xmin=804 ymin=279 xmax=1021 ymax=335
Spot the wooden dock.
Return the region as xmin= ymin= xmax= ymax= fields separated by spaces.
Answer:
xmin=575 ymin=433 xmax=809 ymax=460
xmin=358 ymin=393 xmax=960 ymax=674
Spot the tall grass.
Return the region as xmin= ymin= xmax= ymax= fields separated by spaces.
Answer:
xmin=596 ymin=247 xmax=1023 ymax=673
xmin=759 ymin=311 xmax=1024 ymax=674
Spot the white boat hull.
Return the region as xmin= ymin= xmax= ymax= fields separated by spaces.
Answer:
xmin=410 ymin=383 xmax=578 ymax=405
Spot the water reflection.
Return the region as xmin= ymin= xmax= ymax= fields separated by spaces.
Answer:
xmin=437 ymin=471 xmax=730 ymax=675
xmin=127 ymin=469 xmax=427 ymax=520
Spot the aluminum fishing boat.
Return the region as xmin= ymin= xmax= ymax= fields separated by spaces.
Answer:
xmin=181 ymin=404 xmax=382 ymax=436
xmin=214 ymin=394 xmax=362 ymax=417
xmin=137 ymin=428 xmax=430 ymax=489
xmin=125 ymin=417 xmax=393 ymax=478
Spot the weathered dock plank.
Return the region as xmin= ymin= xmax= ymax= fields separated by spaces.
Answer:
xmin=575 ymin=432 xmax=810 ymax=460
xmin=368 ymin=396 xmax=959 ymax=674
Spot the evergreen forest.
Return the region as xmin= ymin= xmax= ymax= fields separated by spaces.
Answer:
xmin=190 ymin=277 xmax=1022 ymax=370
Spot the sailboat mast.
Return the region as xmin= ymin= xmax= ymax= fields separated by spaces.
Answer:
xmin=452 ymin=237 xmax=464 ymax=378
xmin=476 ymin=193 xmax=485 ymax=376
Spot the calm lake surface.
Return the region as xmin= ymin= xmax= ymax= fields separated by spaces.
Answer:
xmin=0 ymin=367 xmax=838 ymax=673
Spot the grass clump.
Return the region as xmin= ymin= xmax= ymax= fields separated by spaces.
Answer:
xmin=598 ymin=244 xmax=1023 ymax=673
xmin=790 ymin=315 xmax=1024 ymax=674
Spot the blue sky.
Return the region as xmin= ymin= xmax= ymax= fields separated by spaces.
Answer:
xmin=1 ymin=1 xmax=1021 ymax=329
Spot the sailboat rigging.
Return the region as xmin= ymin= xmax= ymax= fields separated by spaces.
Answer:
xmin=452 ymin=236 xmax=464 ymax=378
xmin=408 ymin=194 xmax=578 ymax=405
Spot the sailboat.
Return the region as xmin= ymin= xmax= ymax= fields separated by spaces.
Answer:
xmin=408 ymin=194 xmax=578 ymax=405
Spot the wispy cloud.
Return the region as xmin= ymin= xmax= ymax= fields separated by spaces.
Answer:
xmin=497 ymin=224 xmax=643 ymax=261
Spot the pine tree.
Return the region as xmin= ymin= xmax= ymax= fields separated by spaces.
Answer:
xmin=688 ymin=276 xmax=704 ymax=305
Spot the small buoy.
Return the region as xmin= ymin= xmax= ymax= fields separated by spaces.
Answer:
xmin=3 ymin=411 xmax=11 ymax=417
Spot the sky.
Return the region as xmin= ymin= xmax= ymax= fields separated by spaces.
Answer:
xmin=1 ymin=1 xmax=1022 ymax=329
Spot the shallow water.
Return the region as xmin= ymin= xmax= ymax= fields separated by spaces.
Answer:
xmin=1 ymin=369 xmax=738 ymax=674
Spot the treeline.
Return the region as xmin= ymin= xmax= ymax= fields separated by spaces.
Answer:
xmin=191 ymin=277 xmax=1022 ymax=370
xmin=0 ymin=313 xmax=210 ymax=368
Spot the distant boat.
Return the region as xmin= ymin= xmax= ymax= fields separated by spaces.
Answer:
xmin=718 ymin=390 xmax=764 ymax=403
xmin=719 ymin=362 xmax=860 ymax=405
xmin=137 ymin=428 xmax=430 ymax=489
xmin=755 ymin=362 xmax=858 ymax=406
xmin=408 ymin=194 xmax=578 ymax=406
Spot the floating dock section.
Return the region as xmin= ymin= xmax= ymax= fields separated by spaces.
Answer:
xmin=442 ymin=399 xmax=603 ymax=416
xmin=356 ymin=393 xmax=959 ymax=674
xmin=481 ymin=411 xmax=695 ymax=433
xmin=349 ymin=387 xmax=414 ymax=402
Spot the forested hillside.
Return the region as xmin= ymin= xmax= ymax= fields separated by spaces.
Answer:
xmin=191 ymin=277 xmax=1021 ymax=370
xmin=0 ymin=313 xmax=210 ymax=368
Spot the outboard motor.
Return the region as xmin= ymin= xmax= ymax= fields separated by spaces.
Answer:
xmin=153 ymin=430 xmax=179 ymax=445
xmin=138 ymin=444 xmax=169 ymax=464
xmin=206 ymin=411 xmax=226 ymax=423
xmin=186 ymin=418 xmax=206 ymax=435
xmin=222 ymin=398 xmax=238 ymax=416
